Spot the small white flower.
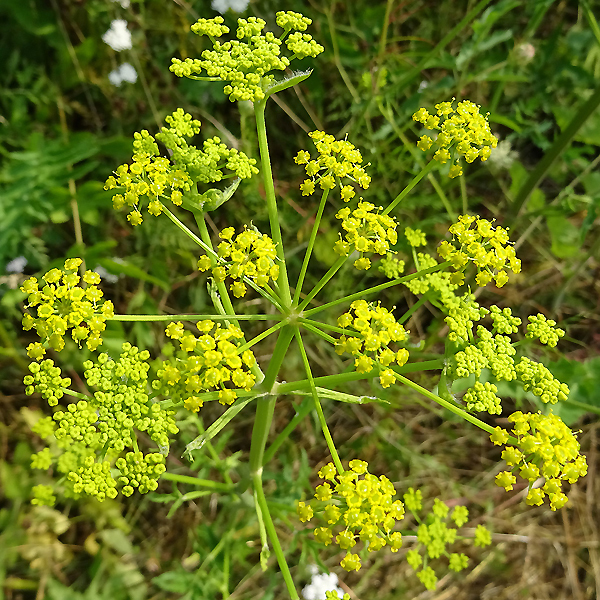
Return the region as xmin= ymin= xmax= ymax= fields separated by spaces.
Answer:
xmin=109 ymin=62 xmax=138 ymax=86
xmin=103 ymin=19 xmax=132 ymax=52
xmin=487 ymin=139 xmax=518 ymax=170
xmin=516 ymin=42 xmax=535 ymax=64
xmin=6 ymin=256 xmax=27 ymax=273
xmin=111 ymin=0 xmax=130 ymax=7
xmin=418 ymin=80 xmax=429 ymax=93
xmin=302 ymin=567 xmax=344 ymax=600
xmin=211 ymin=0 xmax=250 ymax=14
xmin=93 ymin=265 xmax=119 ymax=283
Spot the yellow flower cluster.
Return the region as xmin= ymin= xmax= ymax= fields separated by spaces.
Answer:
xmin=413 ymin=100 xmax=498 ymax=178
xmin=297 ymin=460 xmax=405 ymax=572
xmin=334 ymin=202 xmax=398 ymax=270
xmin=152 ymin=320 xmax=257 ymax=409
xmin=197 ymin=226 xmax=279 ymax=298
xmin=21 ymin=259 xmax=113 ymax=356
xmin=104 ymin=110 xmax=258 ymax=226
xmin=295 ymin=130 xmax=370 ymax=198
xmin=104 ymin=153 xmax=192 ymax=226
xmin=491 ymin=411 xmax=588 ymax=510
xmin=437 ymin=214 xmax=521 ymax=287
xmin=334 ymin=300 xmax=409 ymax=386
xmin=170 ymin=13 xmax=323 ymax=102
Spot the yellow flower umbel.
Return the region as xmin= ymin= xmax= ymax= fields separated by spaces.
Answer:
xmin=197 ymin=226 xmax=279 ymax=298
xmin=21 ymin=258 xmax=113 ymax=356
xmin=104 ymin=109 xmax=258 ymax=226
xmin=413 ymin=99 xmax=498 ymax=178
xmin=437 ymin=214 xmax=521 ymax=287
xmin=334 ymin=202 xmax=398 ymax=270
xmin=170 ymin=12 xmax=323 ymax=102
xmin=335 ymin=300 xmax=409 ymax=388
xmin=295 ymin=130 xmax=371 ymax=199
xmin=490 ymin=411 xmax=587 ymax=510
xmin=152 ymin=320 xmax=257 ymax=409
xmin=297 ymin=460 xmax=405 ymax=572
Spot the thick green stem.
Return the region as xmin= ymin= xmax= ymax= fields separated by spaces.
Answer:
xmin=249 ymin=326 xmax=295 ymax=474
xmin=294 ymin=327 xmax=344 ymax=474
xmin=247 ymin=325 xmax=297 ymax=598
xmin=303 ymin=262 xmax=449 ymax=316
xmin=252 ymin=473 xmax=299 ymax=599
xmin=293 ymin=188 xmax=330 ymax=306
xmin=298 ymin=256 xmax=347 ymax=311
xmin=382 ymin=159 xmax=437 ymax=215
xmin=254 ymin=99 xmax=293 ymax=309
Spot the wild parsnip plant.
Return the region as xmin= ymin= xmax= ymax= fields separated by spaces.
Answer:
xmin=22 ymin=12 xmax=588 ymax=597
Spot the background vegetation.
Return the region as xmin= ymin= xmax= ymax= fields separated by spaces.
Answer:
xmin=2 ymin=0 xmax=600 ymax=598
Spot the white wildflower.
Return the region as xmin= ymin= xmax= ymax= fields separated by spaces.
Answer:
xmin=111 ymin=0 xmax=130 ymax=7
xmin=302 ymin=566 xmax=344 ymax=600
xmin=487 ymin=139 xmax=518 ymax=170
xmin=516 ymin=42 xmax=535 ymax=64
xmin=102 ymin=19 xmax=132 ymax=52
xmin=93 ymin=265 xmax=119 ymax=284
xmin=108 ymin=62 xmax=138 ymax=87
xmin=211 ymin=0 xmax=250 ymax=14
xmin=6 ymin=256 xmax=27 ymax=273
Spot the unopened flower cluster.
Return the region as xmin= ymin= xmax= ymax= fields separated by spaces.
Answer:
xmin=153 ymin=320 xmax=256 ymax=410
xmin=402 ymin=488 xmax=491 ymax=591
xmin=297 ymin=460 xmax=405 ymax=572
xmin=491 ymin=411 xmax=587 ymax=510
xmin=438 ymin=214 xmax=521 ymax=287
xmin=334 ymin=203 xmax=398 ymax=270
xmin=295 ymin=130 xmax=370 ymax=198
xmin=334 ymin=301 xmax=409 ymax=387
xmin=28 ymin=343 xmax=176 ymax=504
xmin=104 ymin=109 xmax=257 ymax=225
xmin=21 ymin=258 xmax=113 ymax=356
xmin=526 ymin=313 xmax=565 ymax=347
xmin=170 ymin=13 xmax=323 ymax=102
xmin=197 ymin=226 xmax=279 ymax=298
xmin=413 ymin=100 xmax=498 ymax=178
xmin=446 ymin=304 xmax=569 ymax=414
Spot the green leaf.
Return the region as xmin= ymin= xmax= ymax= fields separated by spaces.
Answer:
xmin=546 ymin=357 xmax=600 ymax=425
xmin=180 ymin=178 xmax=240 ymax=213
xmin=264 ymin=69 xmax=312 ymax=98
xmin=547 ymin=215 xmax=581 ymax=258
xmin=98 ymin=529 xmax=134 ymax=555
